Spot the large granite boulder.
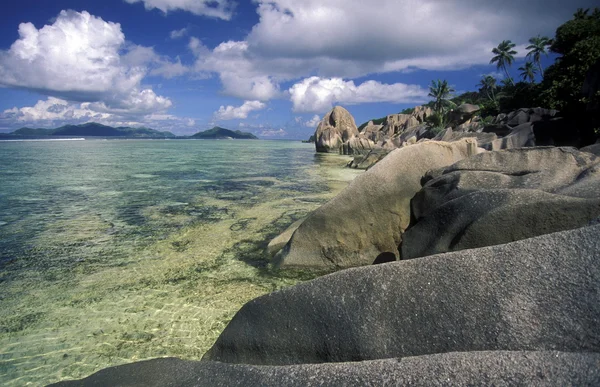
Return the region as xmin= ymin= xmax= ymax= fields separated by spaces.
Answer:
xmin=433 ymin=127 xmax=497 ymax=147
xmin=411 ymin=105 xmax=433 ymax=123
xmin=494 ymin=108 xmax=559 ymax=127
xmin=314 ymin=106 xmax=359 ymax=153
xmin=484 ymin=122 xmax=537 ymax=150
xmin=52 ymin=351 xmax=600 ymax=386
xmin=360 ymin=121 xmax=386 ymax=142
xmin=448 ymin=103 xmax=481 ymax=127
xmin=402 ymin=147 xmax=600 ymax=259
xmin=205 ymin=224 xmax=600 ymax=365
xmin=343 ymin=135 xmax=375 ymax=155
xmin=272 ymin=139 xmax=481 ymax=270
xmin=382 ymin=114 xmax=419 ymax=136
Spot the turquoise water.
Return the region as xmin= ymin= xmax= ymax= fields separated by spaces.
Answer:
xmin=0 ymin=139 xmax=359 ymax=385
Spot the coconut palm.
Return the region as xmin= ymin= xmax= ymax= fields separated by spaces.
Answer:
xmin=573 ymin=8 xmax=589 ymax=20
xmin=490 ymin=40 xmax=517 ymax=86
xmin=477 ymin=75 xmax=497 ymax=102
xmin=526 ymin=35 xmax=551 ymax=77
xmin=428 ymin=79 xmax=455 ymax=115
xmin=519 ymin=62 xmax=537 ymax=84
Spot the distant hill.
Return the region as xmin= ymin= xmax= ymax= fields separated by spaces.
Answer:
xmin=9 ymin=123 xmax=176 ymax=138
xmin=190 ymin=127 xmax=258 ymax=140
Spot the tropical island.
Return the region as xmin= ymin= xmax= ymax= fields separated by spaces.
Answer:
xmin=0 ymin=123 xmax=258 ymax=140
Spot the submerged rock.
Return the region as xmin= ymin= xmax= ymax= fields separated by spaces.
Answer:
xmin=272 ymin=139 xmax=480 ymax=270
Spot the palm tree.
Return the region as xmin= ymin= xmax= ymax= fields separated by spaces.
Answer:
xmin=573 ymin=8 xmax=589 ymax=20
xmin=477 ymin=75 xmax=497 ymax=102
xmin=526 ymin=35 xmax=551 ymax=77
xmin=428 ymin=79 xmax=455 ymax=115
xmin=490 ymin=40 xmax=517 ymax=86
xmin=519 ymin=62 xmax=537 ymax=84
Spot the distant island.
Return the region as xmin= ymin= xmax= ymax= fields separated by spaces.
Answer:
xmin=190 ymin=127 xmax=258 ymax=140
xmin=0 ymin=123 xmax=258 ymax=140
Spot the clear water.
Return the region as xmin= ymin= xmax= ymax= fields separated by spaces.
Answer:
xmin=0 ymin=139 xmax=359 ymax=386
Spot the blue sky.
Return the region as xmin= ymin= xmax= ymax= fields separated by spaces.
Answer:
xmin=0 ymin=0 xmax=595 ymax=138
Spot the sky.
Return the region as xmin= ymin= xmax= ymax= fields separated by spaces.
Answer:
xmin=0 ymin=0 xmax=596 ymax=139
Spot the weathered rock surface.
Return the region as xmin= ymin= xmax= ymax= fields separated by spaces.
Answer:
xmin=267 ymin=219 xmax=304 ymax=257
xmin=51 ymin=351 xmax=600 ymax=386
xmin=272 ymin=139 xmax=480 ymax=269
xmin=382 ymin=114 xmax=419 ymax=136
xmin=344 ymin=135 xmax=375 ymax=155
xmin=402 ymin=147 xmax=600 ymax=259
xmin=448 ymin=103 xmax=481 ymax=126
xmin=484 ymin=122 xmax=537 ymax=150
xmin=433 ymin=127 xmax=497 ymax=146
xmin=314 ymin=106 xmax=359 ymax=153
xmin=494 ymin=108 xmax=559 ymax=127
xmin=361 ymin=121 xmax=386 ymax=142
xmin=205 ymin=224 xmax=600 ymax=365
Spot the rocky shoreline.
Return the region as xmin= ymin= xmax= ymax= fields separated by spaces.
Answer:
xmin=51 ymin=103 xmax=600 ymax=385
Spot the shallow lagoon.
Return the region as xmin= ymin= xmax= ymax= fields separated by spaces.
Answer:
xmin=0 ymin=139 xmax=360 ymax=385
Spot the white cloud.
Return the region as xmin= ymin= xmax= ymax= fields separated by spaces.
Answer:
xmin=213 ymin=100 xmax=267 ymax=120
xmin=0 ymin=10 xmax=173 ymax=114
xmin=0 ymin=97 xmax=194 ymax=133
xmin=170 ymin=27 xmax=189 ymax=39
xmin=305 ymin=114 xmax=321 ymax=127
xmin=289 ymin=77 xmax=427 ymax=113
xmin=125 ymin=0 xmax=236 ymax=20
xmin=183 ymin=0 xmax=595 ymax=106
xmin=260 ymin=128 xmax=287 ymax=137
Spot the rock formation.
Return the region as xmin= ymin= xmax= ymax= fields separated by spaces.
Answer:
xmin=206 ymin=224 xmax=600 ymax=365
xmin=272 ymin=139 xmax=480 ymax=269
xmin=314 ymin=106 xmax=359 ymax=154
xmin=52 ymin=352 xmax=600 ymax=386
xmin=402 ymin=147 xmax=600 ymax=259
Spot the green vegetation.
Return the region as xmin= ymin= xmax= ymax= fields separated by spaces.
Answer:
xmin=190 ymin=126 xmax=258 ymax=140
xmin=490 ymin=40 xmax=517 ymax=86
xmin=526 ymin=35 xmax=551 ymax=77
xmin=9 ymin=123 xmax=176 ymax=138
xmin=352 ymin=9 xmax=599 ymax=142
xmin=519 ymin=62 xmax=537 ymax=84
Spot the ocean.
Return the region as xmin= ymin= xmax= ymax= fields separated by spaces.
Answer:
xmin=0 ymin=139 xmax=360 ymax=385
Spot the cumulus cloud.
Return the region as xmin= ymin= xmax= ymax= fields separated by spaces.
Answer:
xmin=247 ymin=0 xmax=588 ymax=65
xmin=213 ymin=100 xmax=267 ymax=120
xmin=289 ymin=77 xmax=427 ymax=113
xmin=0 ymin=96 xmax=194 ymax=133
xmin=0 ymin=10 xmax=173 ymax=114
xmin=170 ymin=27 xmax=189 ymax=39
xmin=183 ymin=0 xmax=595 ymax=105
xmin=305 ymin=114 xmax=321 ymax=127
xmin=125 ymin=0 xmax=236 ymax=20
xmin=259 ymin=128 xmax=287 ymax=137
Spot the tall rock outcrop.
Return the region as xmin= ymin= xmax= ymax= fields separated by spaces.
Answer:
xmin=314 ymin=106 xmax=359 ymax=154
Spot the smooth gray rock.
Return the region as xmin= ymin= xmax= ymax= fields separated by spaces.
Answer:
xmin=273 ymin=139 xmax=480 ymax=269
xmin=205 ymin=224 xmax=600 ymax=364
xmin=50 ymin=351 xmax=600 ymax=386
xmin=402 ymin=147 xmax=600 ymax=259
